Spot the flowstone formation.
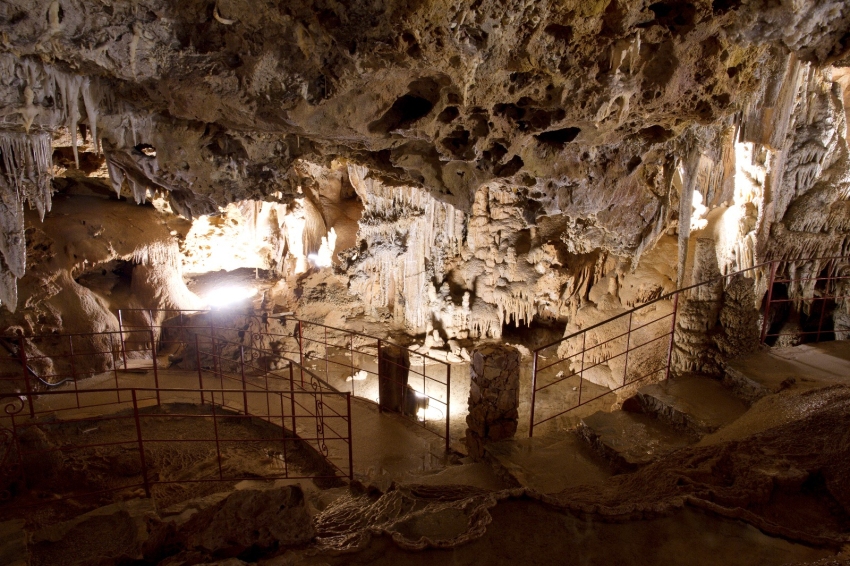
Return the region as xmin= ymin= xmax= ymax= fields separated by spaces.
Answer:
xmin=0 ymin=0 xmax=847 ymax=381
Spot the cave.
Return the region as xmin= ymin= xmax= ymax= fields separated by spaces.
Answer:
xmin=0 ymin=1 xmax=849 ymax=565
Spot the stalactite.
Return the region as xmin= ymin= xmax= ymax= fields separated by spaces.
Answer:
xmin=133 ymin=240 xmax=182 ymax=270
xmin=0 ymin=255 xmax=17 ymax=310
xmin=348 ymin=164 xmax=466 ymax=333
xmin=0 ymin=131 xmax=53 ymax=295
xmin=81 ymin=78 xmax=102 ymax=155
xmin=54 ymin=72 xmax=84 ymax=168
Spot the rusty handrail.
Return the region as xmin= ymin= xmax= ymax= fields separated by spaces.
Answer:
xmin=1 ymin=382 xmax=352 ymax=505
xmin=529 ymin=253 xmax=849 ymax=437
xmin=117 ymin=312 xmax=454 ymax=452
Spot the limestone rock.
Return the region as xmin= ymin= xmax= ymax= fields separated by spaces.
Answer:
xmin=30 ymin=498 xmax=157 ymax=565
xmin=177 ymin=486 xmax=315 ymax=554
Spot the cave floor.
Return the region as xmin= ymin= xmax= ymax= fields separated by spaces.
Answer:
xmin=26 ymin=340 xmax=850 ymax=499
xmin=17 ymin=364 xmax=503 ymax=491
xmin=725 ymin=341 xmax=850 ymax=398
xmin=4 ymin=341 xmax=850 ymax=565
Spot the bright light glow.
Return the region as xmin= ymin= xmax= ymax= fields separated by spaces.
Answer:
xmin=204 ymin=285 xmax=257 ymax=308
xmin=733 ymin=141 xmax=762 ymax=203
xmin=307 ymin=252 xmax=332 ymax=268
xmin=690 ymin=191 xmax=708 ymax=231
xmin=411 ymin=391 xmax=446 ymax=421
xmin=308 ymin=228 xmax=337 ymax=268
xmin=417 ymin=406 xmax=445 ymax=421
xmin=346 ymin=370 xmax=369 ymax=382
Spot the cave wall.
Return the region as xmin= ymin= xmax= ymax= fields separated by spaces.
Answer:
xmin=0 ymin=0 xmax=847 ymax=358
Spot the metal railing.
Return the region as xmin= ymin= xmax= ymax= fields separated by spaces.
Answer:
xmin=761 ymin=257 xmax=850 ymax=343
xmin=529 ymin=254 xmax=849 ymax=437
xmin=1 ymin=385 xmax=349 ymax=505
xmin=0 ymin=329 xmax=160 ymax=416
xmin=193 ymin=333 xmax=353 ymax=476
xmin=254 ymin=318 xmax=452 ymax=452
xmin=116 ymin=308 xmax=208 ymax=369
xmin=0 ymin=331 xmax=353 ymax=504
xmin=116 ymin=310 xmax=453 ymax=451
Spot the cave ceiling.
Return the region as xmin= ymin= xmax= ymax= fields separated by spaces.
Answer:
xmin=0 ymin=0 xmax=849 ymax=333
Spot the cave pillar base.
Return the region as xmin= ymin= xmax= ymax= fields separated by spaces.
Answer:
xmin=465 ymin=344 xmax=520 ymax=460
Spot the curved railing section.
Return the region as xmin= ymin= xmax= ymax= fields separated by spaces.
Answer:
xmin=118 ymin=311 xmax=453 ymax=451
xmin=0 ymin=332 xmax=353 ymax=508
xmin=529 ymin=254 xmax=850 ymax=437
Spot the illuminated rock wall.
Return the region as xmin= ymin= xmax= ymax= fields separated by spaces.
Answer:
xmin=0 ymin=0 xmax=847 ymax=361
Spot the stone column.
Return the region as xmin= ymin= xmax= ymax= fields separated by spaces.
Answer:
xmin=465 ymin=345 xmax=520 ymax=459
xmin=378 ymin=344 xmax=409 ymax=413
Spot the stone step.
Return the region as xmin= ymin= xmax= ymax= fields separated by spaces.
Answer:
xmin=483 ymin=434 xmax=612 ymax=494
xmin=724 ymin=342 xmax=850 ymax=404
xmin=723 ymin=363 xmax=775 ymax=404
xmin=627 ymin=374 xmax=748 ymax=434
xmin=577 ymin=411 xmax=696 ymax=472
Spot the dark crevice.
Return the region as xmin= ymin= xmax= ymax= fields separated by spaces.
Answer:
xmin=494 ymin=155 xmax=524 ymax=177
xmin=535 ymin=127 xmax=581 ymax=147
xmin=638 ymin=125 xmax=674 ymax=143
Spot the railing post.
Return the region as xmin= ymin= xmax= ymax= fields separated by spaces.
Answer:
xmin=289 ymin=362 xmax=297 ymax=435
xmin=195 ymin=333 xmax=204 ymax=404
xmin=18 ymin=336 xmax=34 ymax=418
xmin=131 ymin=390 xmax=151 ymax=498
xmin=349 ymin=334 xmax=354 ymax=396
xmin=150 ymin=329 xmax=160 ymax=406
xmin=376 ymin=338 xmax=383 ymax=413
xmin=68 ymin=335 xmax=77 ymax=383
xmin=529 ymin=350 xmax=538 ymax=438
xmin=665 ymin=293 xmax=680 ymax=382
xmin=240 ymin=346 xmax=249 ymax=415
xmin=578 ymin=332 xmax=586 ymax=407
xmin=211 ymin=401 xmax=223 ymax=480
xmin=445 ymin=364 xmax=451 ymax=453
xmin=109 ymin=333 xmax=119 ymax=388
xmin=324 ymin=326 xmax=329 ymax=380
xmin=761 ymin=260 xmax=779 ymax=344
xmin=347 ymin=392 xmax=354 ymax=480
xmin=209 ymin=317 xmax=219 ymax=379
xmin=297 ymin=321 xmax=305 ymax=387
xmin=110 ymin=333 xmax=121 ymax=404
xmin=280 ymin=394 xmax=290 ymax=478
xmin=622 ymin=311 xmax=633 ymax=387
xmin=422 ymin=356 xmax=426 ymax=406
xmin=211 ymin=335 xmax=219 ymax=381
xmin=118 ymin=310 xmax=128 ymax=371
xmin=69 ymin=336 xmax=80 ymax=409
xmin=313 ymin=390 xmax=324 ymax=456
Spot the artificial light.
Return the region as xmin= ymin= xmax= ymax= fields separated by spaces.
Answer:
xmin=204 ymin=285 xmax=257 ymax=308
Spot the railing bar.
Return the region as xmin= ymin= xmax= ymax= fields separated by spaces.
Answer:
xmin=532 ymin=255 xmax=850 ymax=354
xmin=535 ymin=371 xmax=581 ymax=392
